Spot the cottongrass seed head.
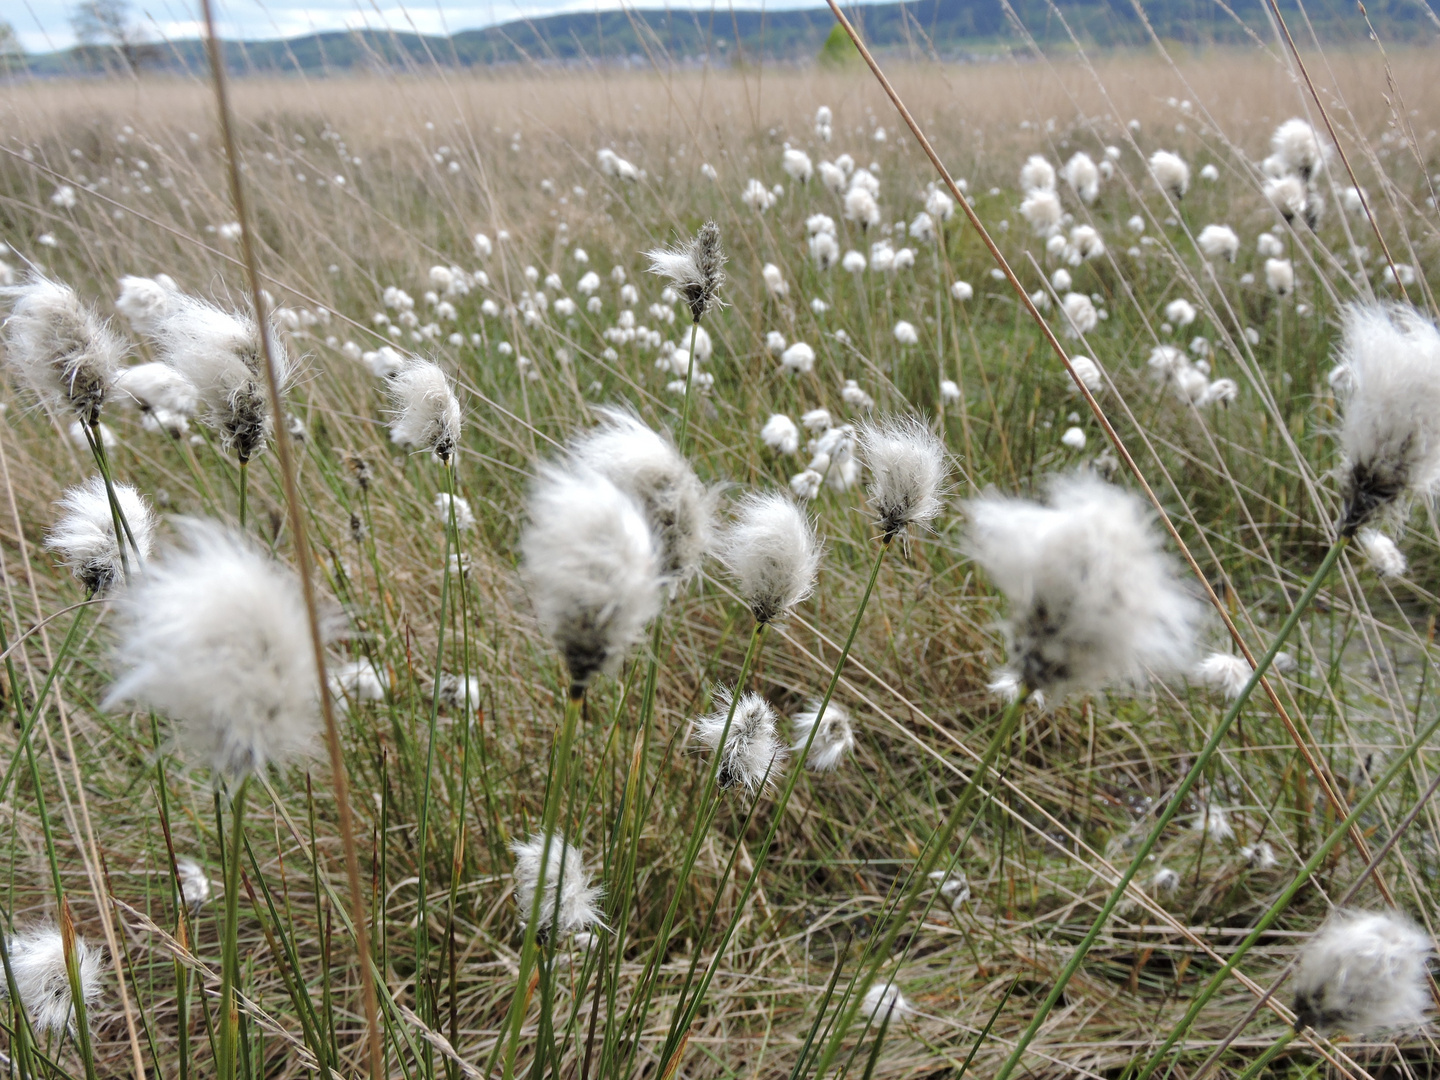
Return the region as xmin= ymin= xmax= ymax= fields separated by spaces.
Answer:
xmin=2 ymin=275 xmax=124 ymax=424
xmin=176 ymin=857 xmax=211 ymax=914
xmin=1 ymin=924 xmax=102 ymax=1035
xmin=964 ymin=474 xmax=1199 ymax=698
xmin=860 ymin=981 xmax=913 ymax=1024
xmin=1357 ymin=528 xmax=1407 ymax=578
xmin=569 ymin=407 xmax=713 ymax=588
xmin=152 ymin=294 xmax=295 ymax=462
xmin=1332 ymin=302 xmax=1440 ymax=534
xmin=858 ymin=416 xmax=949 ymax=542
xmin=510 ymin=833 xmax=604 ymax=942
xmin=104 ymin=519 xmax=325 ymax=778
xmin=692 ymin=687 xmax=787 ymax=793
xmin=645 ymin=220 xmax=726 ymax=323
xmin=387 ymin=358 xmax=462 ymax=462
xmin=1292 ymin=909 xmax=1433 ymax=1034
xmin=716 ymin=491 xmax=821 ymax=624
xmin=792 ymin=699 xmax=856 ymax=771
xmin=1193 ymin=651 xmax=1252 ymax=700
xmin=46 ymin=476 xmax=156 ymax=595
xmin=521 ymin=464 xmax=662 ymax=694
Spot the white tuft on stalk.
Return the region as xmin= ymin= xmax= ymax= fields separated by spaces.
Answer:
xmin=386 ymin=358 xmax=462 ymax=462
xmin=1148 ymin=151 xmax=1190 ymax=198
xmin=964 ymin=474 xmax=1199 ymax=698
xmin=1332 ymin=302 xmax=1440 ymax=534
xmin=1197 ymin=224 xmax=1239 ymax=262
xmin=1019 ymin=155 xmax=1056 ymax=194
xmin=104 ymin=520 xmax=325 ymax=778
xmin=791 ymin=699 xmax=856 ymax=771
xmin=1193 ymin=652 xmax=1252 ymax=700
xmin=1271 ymin=118 xmax=1330 ymax=181
xmin=859 ymin=982 xmax=913 ymax=1024
xmin=691 ymin=687 xmax=787 ymax=793
xmin=1357 ymin=528 xmax=1407 ymax=578
xmin=2 ymin=275 xmax=124 ymax=424
xmin=115 ymin=362 xmax=199 ymax=436
xmin=857 ymin=416 xmax=949 ymax=542
xmin=151 ymin=294 xmax=295 ymax=462
xmin=115 ymin=274 xmax=178 ymax=335
xmin=521 ymin=465 xmax=662 ymax=692
xmin=1061 ymin=152 xmax=1100 ymax=203
xmin=716 ymin=491 xmax=821 ymax=624
xmin=568 ymin=407 xmax=712 ymax=588
xmin=1292 ymin=910 xmax=1433 ymax=1034
xmin=0 ymin=924 xmax=103 ymax=1035
xmin=176 ymin=857 xmax=211 ymax=913
xmin=510 ymin=833 xmax=604 ymax=941
xmin=46 ymin=476 xmax=156 ymax=595
xmin=645 ymin=221 xmax=726 ymax=323
xmin=761 ymin=414 xmax=800 ymax=455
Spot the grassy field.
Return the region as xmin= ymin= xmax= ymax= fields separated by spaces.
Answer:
xmin=0 ymin=36 xmax=1438 ymax=1080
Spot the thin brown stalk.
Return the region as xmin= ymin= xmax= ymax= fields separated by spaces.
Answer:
xmin=196 ymin=8 xmax=384 ymax=1080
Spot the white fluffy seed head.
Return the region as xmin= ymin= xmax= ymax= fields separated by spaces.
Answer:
xmin=152 ymin=295 xmax=295 ymax=462
xmin=791 ymin=699 xmax=855 ymax=771
xmin=717 ymin=491 xmax=821 ymax=624
xmin=1148 ymin=150 xmax=1190 ymax=198
xmin=1061 ymin=151 xmax=1100 ymax=203
xmin=521 ymin=464 xmax=662 ymax=692
xmin=176 ymin=857 xmax=211 ymax=913
xmin=1020 ymin=189 xmax=1063 ymax=237
xmin=857 ymin=416 xmax=948 ymax=542
xmin=1197 ymin=224 xmax=1239 ymax=262
xmin=644 ymin=221 xmax=726 ymax=322
xmin=1194 ymin=803 xmax=1234 ymax=841
xmin=964 ymin=474 xmax=1199 ymax=698
xmin=46 ymin=476 xmax=156 ymax=595
xmin=1019 ymin=155 xmax=1056 ymax=194
xmin=859 ymin=981 xmax=913 ymax=1024
xmin=1357 ymin=528 xmax=1407 ymax=578
xmin=1293 ymin=910 xmax=1433 ymax=1034
xmin=1333 ymin=303 xmax=1440 ymax=534
xmin=2 ymin=275 xmax=124 ymax=423
xmin=104 ymin=519 xmax=324 ymax=778
xmin=1272 ymin=118 xmax=1330 ymax=181
xmin=692 ymin=687 xmax=787 ymax=793
xmin=114 ymin=363 xmax=199 ymax=423
xmin=115 ymin=274 xmax=177 ymax=335
xmin=387 ymin=358 xmax=462 ymax=462
xmin=1 ymin=924 xmax=102 ymax=1035
xmin=510 ymin=833 xmax=604 ymax=941
xmin=761 ymin=414 xmax=800 ymax=454
xmin=568 ymin=407 xmax=712 ymax=588
xmin=1193 ymin=652 xmax=1251 ymax=700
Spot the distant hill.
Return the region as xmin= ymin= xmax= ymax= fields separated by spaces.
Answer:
xmin=12 ymin=0 xmax=1436 ymax=77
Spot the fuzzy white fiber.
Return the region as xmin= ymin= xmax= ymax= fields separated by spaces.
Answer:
xmin=761 ymin=414 xmax=800 ymax=455
xmin=1193 ymin=651 xmax=1252 ymax=700
xmin=151 ymin=294 xmax=294 ymax=461
xmin=1062 ymin=293 xmax=1098 ymax=337
xmin=1271 ymin=118 xmax=1329 ymax=180
xmin=46 ymin=476 xmax=156 ymax=595
xmin=510 ymin=833 xmax=604 ymax=940
xmin=1151 ymin=867 xmax=1180 ymax=894
xmin=1194 ymin=803 xmax=1234 ymax=842
xmin=781 ymin=147 xmax=813 ymax=184
xmin=858 ymin=416 xmax=948 ymax=541
xmin=1020 ymin=189 xmax=1063 ymax=237
xmin=0 ymin=924 xmax=102 ymax=1034
xmin=789 ymin=469 xmax=823 ymax=501
xmin=1357 ymin=528 xmax=1407 ymax=578
xmin=434 ymin=493 xmax=475 ymax=531
xmin=1264 ymin=175 xmax=1312 ymax=225
xmin=1197 ymin=224 xmax=1239 ymax=262
xmin=1019 ymin=155 xmax=1056 ymax=194
xmin=176 ymin=857 xmax=211 ymax=913
xmin=2 ymin=275 xmax=124 ymax=423
xmin=568 ymin=407 xmax=712 ymax=587
xmin=115 ymin=274 xmax=177 ymax=335
xmin=964 ymin=474 xmax=1199 ymax=698
xmin=105 ymin=520 xmax=323 ymax=778
xmin=1069 ymin=356 xmax=1104 ymax=394
xmin=1292 ymin=910 xmax=1433 ymax=1034
xmin=114 ymin=363 xmax=199 ymax=427
xmin=1061 ymin=152 xmax=1100 ymax=204
xmin=1265 ymin=258 xmax=1295 ymax=296
xmin=1148 ymin=150 xmax=1190 ymax=198
xmin=521 ymin=465 xmax=661 ymax=690
xmin=859 ymin=982 xmax=913 ymax=1024
xmin=328 ymin=658 xmax=387 ymax=706
xmin=780 ymin=342 xmax=815 ymax=374
xmin=1333 ymin=302 xmax=1440 ymax=533
xmin=716 ymin=491 xmax=820 ymax=624
xmin=791 ymin=699 xmax=856 ymax=771
xmin=692 ymin=688 xmax=786 ymax=792
xmin=928 ymin=869 xmax=970 ymax=908
xmin=387 ymin=358 xmax=461 ymax=462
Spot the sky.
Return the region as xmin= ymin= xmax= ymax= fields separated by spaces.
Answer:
xmin=11 ymin=0 xmax=826 ymax=52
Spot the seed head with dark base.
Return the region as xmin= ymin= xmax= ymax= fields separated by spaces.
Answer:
xmin=646 ymin=221 xmax=727 ymax=324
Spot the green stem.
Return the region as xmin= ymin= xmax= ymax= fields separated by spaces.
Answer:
xmin=989 ymin=537 xmax=1347 ymax=1080
xmin=675 ymin=319 xmax=701 ymax=456
xmin=495 ymin=689 xmax=584 ymax=1080
xmin=218 ymin=776 xmax=250 ymax=1080
xmin=237 ymin=460 xmax=250 ymax=530
xmin=82 ymin=421 xmax=134 ymax=579
xmin=1233 ymin=1032 xmax=1296 ymax=1080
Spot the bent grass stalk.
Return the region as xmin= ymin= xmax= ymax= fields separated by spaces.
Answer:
xmin=216 ymin=777 xmax=250 ymax=1080
xmin=988 ymin=537 xmax=1347 ymax=1080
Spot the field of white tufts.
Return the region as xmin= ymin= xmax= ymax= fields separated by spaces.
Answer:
xmin=0 ymin=43 xmax=1438 ymax=1080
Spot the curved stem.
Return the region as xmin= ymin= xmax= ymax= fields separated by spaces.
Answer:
xmin=675 ymin=319 xmax=701 ymax=456
xmin=236 ymin=460 xmax=249 ymax=531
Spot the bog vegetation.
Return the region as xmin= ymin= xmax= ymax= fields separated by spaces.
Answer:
xmin=0 ymin=35 xmax=1437 ymax=1080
